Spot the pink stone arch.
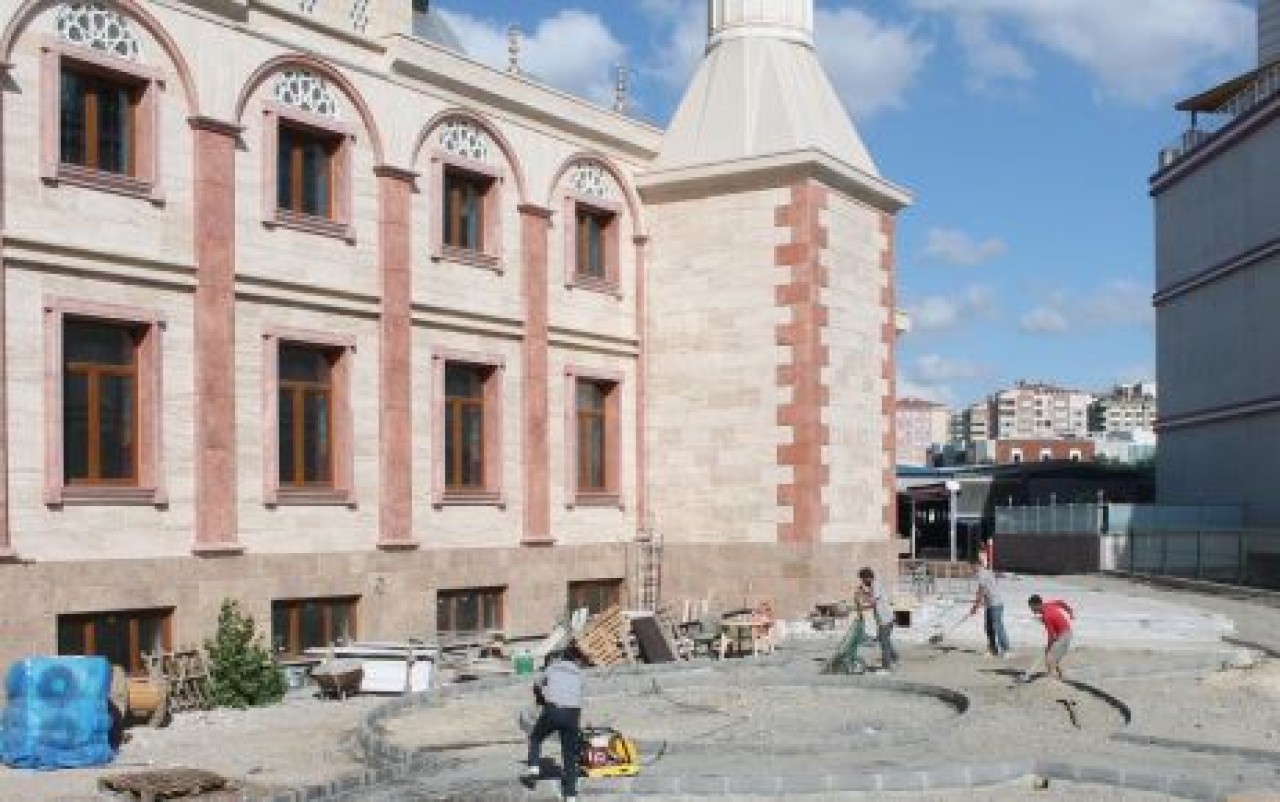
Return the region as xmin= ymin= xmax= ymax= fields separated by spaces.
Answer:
xmin=412 ymin=107 xmax=529 ymax=205
xmin=546 ymin=151 xmax=645 ymax=235
xmin=233 ymin=54 xmax=385 ymax=165
xmin=1 ymin=0 xmax=202 ymax=114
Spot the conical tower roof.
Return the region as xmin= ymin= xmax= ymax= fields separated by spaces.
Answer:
xmin=655 ymin=0 xmax=878 ymax=177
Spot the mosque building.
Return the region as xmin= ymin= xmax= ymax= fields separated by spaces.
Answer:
xmin=0 ymin=0 xmax=909 ymax=672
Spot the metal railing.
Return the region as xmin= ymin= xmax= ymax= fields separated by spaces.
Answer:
xmin=1102 ymin=530 xmax=1280 ymax=590
xmin=1159 ymin=61 xmax=1280 ymax=167
xmin=995 ymin=503 xmax=1243 ymax=536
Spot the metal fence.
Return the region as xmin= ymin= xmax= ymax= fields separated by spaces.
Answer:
xmin=1101 ymin=530 xmax=1280 ymax=589
xmin=995 ymin=503 xmax=1277 ymax=589
xmin=995 ymin=503 xmax=1244 ymax=536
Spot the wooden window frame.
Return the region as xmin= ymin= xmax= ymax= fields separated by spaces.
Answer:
xmin=567 ymin=579 xmax=624 ymax=617
xmin=57 ymin=607 xmax=173 ymax=677
xmin=564 ymin=366 xmax=624 ymax=509
xmin=263 ymin=328 xmax=356 ymax=507
xmin=431 ymin=348 xmax=504 ymax=507
xmin=262 ymin=101 xmax=356 ymax=242
xmin=270 ymin=596 xmax=359 ymax=658
xmin=40 ymin=37 xmax=164 ymax=203
xmin=428 ymin=150 xmax=504 ymax=272
xmin=435 ymin=586 xmax=506 ymax=637
xmin=563 ymin=194 xmax=622 ymax=296
xmin=44 ymin=298 xmax=166 ymax=506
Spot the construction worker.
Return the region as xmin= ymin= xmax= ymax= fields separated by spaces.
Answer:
xmin=520 ymin=645 xmax=583 ymax=801
xmin=969 ymin=551 xmax=1010 ymax=657
xmin=1027 ymin=594 xmax=1075 ymax=681
xmin=855 ymin=567 xmax=899 ymax=672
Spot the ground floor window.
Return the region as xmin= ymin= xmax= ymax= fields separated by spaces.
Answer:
xmin=436 ymin=587 xmax=504 ymax=636
xmin=271 ymin=597 xmax=358 ymax=657
xmin=568 ymin=579 xmax=624 ymax=616
xmin=56 ymin=608 xmax=172 ymax=676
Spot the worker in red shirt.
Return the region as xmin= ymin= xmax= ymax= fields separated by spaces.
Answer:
xmin=1027 ymin=594 xmax=1075 ymax=681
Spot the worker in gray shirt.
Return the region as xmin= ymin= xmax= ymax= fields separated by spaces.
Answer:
xmin=521 ymin=645 xmax=583 ymax=801
xmin=855 ymin=567 xmax=899 ymax=671
xmin=969 ymin=550 xmax=1010 ymax=657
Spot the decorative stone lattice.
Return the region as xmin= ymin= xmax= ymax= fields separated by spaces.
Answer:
xmin=569 ymin=161 xmax=617 ymax=201
xmin=55 ymin=2 xmax=142 ymax=61
xmin=274 ymin=69 xmax=341 ymax=118
xmin=439 ymin=120 xmax=491 ymax=162
xmin=349 ymin=0 xmax=371 ymax=32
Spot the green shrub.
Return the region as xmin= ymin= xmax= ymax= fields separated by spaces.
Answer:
xmin=205 ymin=598 xmax=285 ymax=708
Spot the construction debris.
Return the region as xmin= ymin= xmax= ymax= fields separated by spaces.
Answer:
xmin=98 ymin=768 xmax=228 ymax=801
xmin=573 ymin=606 xmax=631 ymax=667
xmin=143 ymin=647 xmax=211 ymax=713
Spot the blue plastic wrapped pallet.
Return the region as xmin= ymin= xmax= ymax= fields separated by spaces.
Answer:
xmin=0 ymin=656 xmax=115 ymax=769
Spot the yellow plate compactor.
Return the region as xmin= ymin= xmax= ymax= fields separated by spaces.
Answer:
xmin=579 ymin=726 xmax=640 ymax=778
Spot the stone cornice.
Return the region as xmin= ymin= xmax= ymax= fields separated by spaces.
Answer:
xmin=637 ymin=149 xmax=912 ymax=213
xmin=187 ymin=116 xmax=244 ymax=137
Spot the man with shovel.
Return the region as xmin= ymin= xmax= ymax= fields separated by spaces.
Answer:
xmin=1025 ymin=594 xmax=1075 ymax=682
xmin=968 ymin=551 xmax=1010 ymax=658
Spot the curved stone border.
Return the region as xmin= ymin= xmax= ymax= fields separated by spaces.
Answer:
xmin=283 ymin=647 xmax=1254 ymax=801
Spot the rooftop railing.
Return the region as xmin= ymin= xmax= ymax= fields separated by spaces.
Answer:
xmin=1158 ymin=60 xmax=1280 ymax=169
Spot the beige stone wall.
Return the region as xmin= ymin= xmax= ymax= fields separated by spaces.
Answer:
xmin=1 ymin=0 xmax=654 ymax=559
xmin=5 ymin=266 xmax=198 ymax=560
xmin=233 ymin=301 xmax=381 ymax=552
xmin=644 ymin=188 xmax=792 ymax=544
xmin=822 ymin=192 xmax=891 ymax=543
xmin=2 ymin=4 xmax=196 ymax=269
xmin=0 ymin=538 xmax=901 ymax=676
xmin=410 ymin=325 xmax=524 ymax=549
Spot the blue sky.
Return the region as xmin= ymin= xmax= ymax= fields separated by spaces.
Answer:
xmin=435 ymin=0 xmax=1257 ymax=408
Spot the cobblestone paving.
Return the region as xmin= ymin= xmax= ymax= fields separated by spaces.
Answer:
xmin=332 ymin=576 xmax=1280 ymax=801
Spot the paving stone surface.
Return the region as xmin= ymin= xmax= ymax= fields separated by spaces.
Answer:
xmin=343 ymin=576 xmax=1280 ymax=801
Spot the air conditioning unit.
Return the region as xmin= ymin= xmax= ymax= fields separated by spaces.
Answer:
xmin=1157 ymin=147 xmax=1181 ymax=170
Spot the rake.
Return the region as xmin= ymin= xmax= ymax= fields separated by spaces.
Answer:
xmin=927 ymin=610 xmax=972 ymax=645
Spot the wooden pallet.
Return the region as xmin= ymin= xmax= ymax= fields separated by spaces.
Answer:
xmin=573 ymin=605 xmax=630 ymax=667
xmin=98 ymin=768 xmax=228 ymax=801
xmin=143 ymin=646 xmax=211 ymax=713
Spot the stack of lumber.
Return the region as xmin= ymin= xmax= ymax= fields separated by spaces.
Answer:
xmin=572 ymin=605 xmax=630 ymax=667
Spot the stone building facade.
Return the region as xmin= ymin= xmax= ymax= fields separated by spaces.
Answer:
xmin=0 ymin=0 xmax=908 ymax=673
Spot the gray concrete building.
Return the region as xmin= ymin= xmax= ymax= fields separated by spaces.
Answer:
xmin=1153 ymin=0 xmax=1280 ymax=525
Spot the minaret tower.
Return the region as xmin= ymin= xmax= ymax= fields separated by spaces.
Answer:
xmin=639 ymin=0 xmax=912 ymax=613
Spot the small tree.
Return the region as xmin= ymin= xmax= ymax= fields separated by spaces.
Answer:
xmin=205 ymin=598 xmax=285 ymax=709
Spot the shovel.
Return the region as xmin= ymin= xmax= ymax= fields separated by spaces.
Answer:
xmin=927 ymin=611 xmax=972 ymax=645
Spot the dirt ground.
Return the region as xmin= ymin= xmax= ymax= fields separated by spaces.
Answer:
xmin=0 ymin=691 xmax=379 ymax=802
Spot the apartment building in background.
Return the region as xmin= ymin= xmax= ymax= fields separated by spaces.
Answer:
xmin=1090 ymin=382 xmax=1158 ymax=434
xmin=0 ymin=0 xmax=909 ymax=674
xmin=895 ymin=398 xmax=951 ymax=467
xmin=991 ymin=382 xmax=1093 ymax=440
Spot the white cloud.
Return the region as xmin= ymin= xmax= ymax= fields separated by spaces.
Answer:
xmin=900 ymin=354 xmax=990 ymax=406
xmin=636 ymin=2 xmax=932 ymax=120
xmin=636 ymin=0 xmax=705 ymax=91
xmin=921 ymin=227 xmax=1007 ymax=266
xmin=906 ymin=285 xmax=998 ymax=332
xmin=1019 ymin=279 xmax=1154 ymax=335
xmin=898 ymin=377 xmax=954 ymax=406
xmin=953 ymin=13 xmax=1035 ymax=92
xmin=815 ymin=8 xmax=933 ymax=118
xmin=914 ymin=354 xmax=988 ymax=383
xmin=912 ymin=0 xmax=1254 ymax=103
xmin=440 ymin=8 xmax=625 ymax=104
xmin=1019 ymin=305 xmax=1071 ymax=334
